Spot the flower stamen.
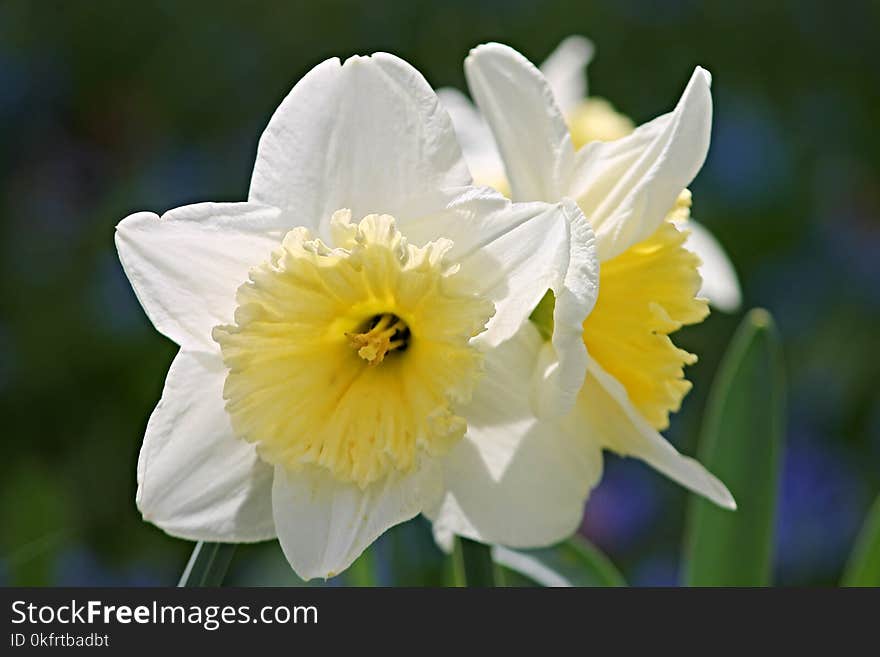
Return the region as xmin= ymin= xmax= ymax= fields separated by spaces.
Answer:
xmin=346 ymin=313 xmax=410 ymax=365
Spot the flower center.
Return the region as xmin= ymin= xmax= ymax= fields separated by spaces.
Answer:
xmin=346 ymin=313 xmax=410 ymax=365
xmin=213 ymin=210 xmax=494 ymax=487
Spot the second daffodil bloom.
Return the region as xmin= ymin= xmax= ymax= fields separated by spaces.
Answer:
xmin=427 ymin=43 xmax=736 ymax=550
xmin=439 ymin=36 xmax=741 ymax=312
xmin=115 ymin=53 xmax=597 ymax=579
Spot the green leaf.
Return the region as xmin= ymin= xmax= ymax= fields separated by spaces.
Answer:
xmin=842 ymin=494 xmax=880 ymax=586
xmin=452 ymin=537 xmax=498 ymax=587
xmin=493 ymin=535 xmax=625 ymax=587
xmin=684 ymin=308 xmax=785 ymax=586
xmin=0 ymin=462 xmax=72 ymax=585
xmin=178 ymin=542 xmax=237 ymax=587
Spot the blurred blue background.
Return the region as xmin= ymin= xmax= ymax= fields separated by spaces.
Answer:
xmin=1 ymin=0 xmax=877 ymax=586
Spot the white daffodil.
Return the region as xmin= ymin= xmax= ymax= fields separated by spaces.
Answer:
xmin=116 ymin=53 xmax=597 ymax=580
xmin=439 ymin=36 xmax=741 ymax=312
xmin=427 ymin=43 xmax=736 ymax=550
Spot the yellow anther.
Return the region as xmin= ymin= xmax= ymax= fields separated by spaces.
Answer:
xmin=346 ymin=314 xmax=409 ymax=366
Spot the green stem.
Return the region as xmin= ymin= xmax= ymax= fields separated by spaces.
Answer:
xmin=178 ymin=541 xmax=236 ymax=587
xmin=452 ymin=537 xmax=497 ymax=587
xmin=347 ymin=548 xmax=378 ymax=586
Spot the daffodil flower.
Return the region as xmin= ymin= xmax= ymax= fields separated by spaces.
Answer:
xmin=439 ymin=36 xmax=741 ymax=312
xmin=115 ymin=53 xmax=597 ymax=579
xmin=427 ymin=43 xmax=735 ymax=550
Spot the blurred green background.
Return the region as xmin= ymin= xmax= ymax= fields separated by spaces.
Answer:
xmin=1 ymin=0 xmax=878 ymax=586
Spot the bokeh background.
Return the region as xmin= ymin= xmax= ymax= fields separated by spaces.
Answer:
xmin=2 ymin=1 xmax=878 ymax=586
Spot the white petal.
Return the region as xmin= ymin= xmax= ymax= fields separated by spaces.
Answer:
xmin=583 ymin=358 xmax=736 ymax=510
xmin=399 ymin=188 xmax=597 ymax=377
xmin=436 ymin=87 xmax=505 ymax=186
xmin=115 ymin=202 xmax=286 ymax=352
xmin=249 ymin=54 xmax=470 ymax=233
xmin=539 ymin=35 xmax=595 ymax=114
xmin=465 ymin=43 xmax=575 ymax=202
xmin=570 ymin=67 xmax=713 ymax=261
xmin=685 ymin=220 xmax=742 ymax=312
xmin=427 ymin=325 xmax=603 ymax=548
xmin=272 ymin=461 xmax=443 ymax=580
xmin=537 ymin=198 xmax=598 ymax=415
xmin=137 ymin=350 xmax=275 ymax=541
